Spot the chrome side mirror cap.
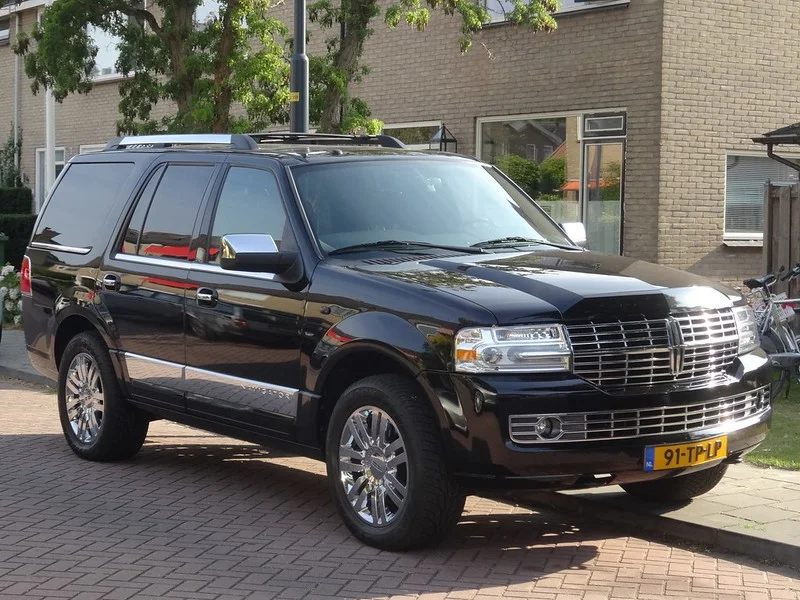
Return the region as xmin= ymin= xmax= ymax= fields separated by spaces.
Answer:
xmin=220 ymin=234 xmax=297 ymax=273
xmin=559 ymin=222 xmax=588 ymax=249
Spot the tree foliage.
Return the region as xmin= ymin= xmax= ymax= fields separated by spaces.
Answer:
xmin=495 ymin=154 xmax=540 ymax=197
xmin=14 ymin=0 xmax=290 ymax=134
xmin=0 ymin=127 xmax=23 ymax=189
xmin=310 ymin=0 xmax=559 ymax=132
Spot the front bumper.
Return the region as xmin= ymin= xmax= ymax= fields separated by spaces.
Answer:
xmin=420 ymin=351 xmax=772 ymax=491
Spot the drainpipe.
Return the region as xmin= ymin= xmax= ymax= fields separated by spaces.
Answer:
xmin=13 ymin=13 xmax=19 ymax=172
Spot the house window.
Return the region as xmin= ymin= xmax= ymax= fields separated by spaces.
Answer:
xmin=35 ymin=148 xmax=66 ymax=213
xmin=725 ymin=154 xmax=800 ymax=238
xmin=477 ymin=110 xmax=626 ymax=254
xmin=482 ymin=0 xmax=629 ymax=23
xmin=87 ymin=1 xmax=145 ymax=80
xmin=196 ymin=0 xmax=220 ymax=24
xmin=0 ymin=19 xmax=10 ymax=46
xmin=382 ymin=121 xmax=442 ymax=150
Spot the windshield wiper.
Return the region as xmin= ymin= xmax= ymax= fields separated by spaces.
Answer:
xmin=471 ymin=236 xmax=577 ymax=250
xmin=329 ymin=239 xmax=485 ymax=256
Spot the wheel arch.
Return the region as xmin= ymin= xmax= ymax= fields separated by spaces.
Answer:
xmin=54 ymin=309 xmax=117 ymax=371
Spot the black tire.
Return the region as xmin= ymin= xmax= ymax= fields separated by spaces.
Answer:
xmin=58 ymin=332 xmax=149 ymax=461
xmin=325 ymin=374 xmax=466 ymax=551
xmin=621 ymin=463 xmax=728 ymax=503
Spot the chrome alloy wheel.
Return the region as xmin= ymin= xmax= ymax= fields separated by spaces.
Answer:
xmin=339 ymin=406 xmax=408 ymax=527
xmin=64 ymin=352 xmax=104 ymax=444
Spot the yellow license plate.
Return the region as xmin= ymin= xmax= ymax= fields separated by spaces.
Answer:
xmin=643 ymin=436 xmax=728 ymax=472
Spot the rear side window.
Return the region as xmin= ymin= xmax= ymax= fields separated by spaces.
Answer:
xmin=135 ymin=164 xmax=214 ymax=261
xmin=34 ymin=162 xmax=135 ymax=250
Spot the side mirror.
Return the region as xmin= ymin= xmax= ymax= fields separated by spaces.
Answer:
xmin=220 ymin=234 xmax=297 ymax=273
xmin=559 ymin=222 xmax=588 ymax=249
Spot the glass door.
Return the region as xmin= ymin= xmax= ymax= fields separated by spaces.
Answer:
xmin=583 ymin=142 xmax=623 ymax=254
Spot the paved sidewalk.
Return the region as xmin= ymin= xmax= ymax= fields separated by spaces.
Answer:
xmin=1 ymin=379 xmax=799 ymax=600
xmin=0 ymin=328 xmax=51 ymax=387
xmin=522 ymin=464 xmax=800 ymax=567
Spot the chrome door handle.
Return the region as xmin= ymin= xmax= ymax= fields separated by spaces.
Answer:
xmin=102 ymin=274 xmax=120 ymax=291
xmin=196 ymin=288 xmax=218 ymax=307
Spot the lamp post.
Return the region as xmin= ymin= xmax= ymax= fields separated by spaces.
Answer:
xmin=289 ymin=0 xmax=309 ymax=133
xmin=429 ymin=124 xmax=457 ymax=153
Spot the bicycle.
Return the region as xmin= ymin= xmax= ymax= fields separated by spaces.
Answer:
xmin=742 ymin=263 xmax=800 ymax=397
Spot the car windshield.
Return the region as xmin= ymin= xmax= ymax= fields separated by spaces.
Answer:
xmin=290 ymin=158 xmax=574 ymax=254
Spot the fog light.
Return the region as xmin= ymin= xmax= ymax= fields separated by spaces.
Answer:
xmin=474 ymin=391 xmax=485 ymax=414
xmin=535 ymin=416 xmax=562 ymax=440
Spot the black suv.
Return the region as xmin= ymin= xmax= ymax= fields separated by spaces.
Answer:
xmin=23 ymin=133 xmax=771 ymax=550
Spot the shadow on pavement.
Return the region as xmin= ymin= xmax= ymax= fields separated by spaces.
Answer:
xmin=0 ymin=432 xmax=604 ymax=598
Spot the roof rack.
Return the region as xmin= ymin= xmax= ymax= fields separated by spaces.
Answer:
xmin=247 ymin=132 xmax=406 ymax=149
xmin=105 ymin=134 xmax=258 ymax=151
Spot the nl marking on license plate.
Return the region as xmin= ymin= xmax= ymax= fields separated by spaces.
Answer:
xmin=643 ymin=436 xmax=728 ymax=472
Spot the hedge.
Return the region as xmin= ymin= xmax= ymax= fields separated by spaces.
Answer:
xmin=0 ymin=214 xmax=37 ymax=268
xmin=0 ymin=188 xmax=33 ymax=215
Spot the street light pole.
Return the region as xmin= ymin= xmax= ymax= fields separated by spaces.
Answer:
xmin=289 ymin=0 xmax=309 ymax=133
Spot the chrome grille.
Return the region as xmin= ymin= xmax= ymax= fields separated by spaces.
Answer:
xmin=567 ymin=309 xmax=739 ymax=389
xmin=509 ymin=386 xmax=770 ymax=444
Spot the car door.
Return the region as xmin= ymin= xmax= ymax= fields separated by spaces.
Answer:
xmin=99 ymin=158 xmax=219 ymax=410
xmin=183 ymin=160 xmax=307 ymax=437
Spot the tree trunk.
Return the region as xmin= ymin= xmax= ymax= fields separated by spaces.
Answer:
xmin=318 ymin=0 xmax=372 ymax=133
xmin=164 ymin=3 xmax=195 ymax=128
xmin=212 ymin=0 xmax=239 ymax=133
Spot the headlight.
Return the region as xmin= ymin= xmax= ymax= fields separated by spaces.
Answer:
xmin=454 ymin=325 xmax=571 ymax=373
xmin=732 ymin=305 xmax=759 ymax=355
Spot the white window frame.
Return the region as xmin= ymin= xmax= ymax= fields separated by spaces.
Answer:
xmin=723 ymin=150 xmax=800 ymax=247
xmin=0 ymin=17 xmax=10 ymax=45
xmin=482 ymin=0 xmax=629 ymax=24
xmin=382 ymin=120 xmax=443 ymax=150
xmin=80 ymin=143 xmax=107 ymax=154
xmin=35 ymin=147 xmax=66 ymax=213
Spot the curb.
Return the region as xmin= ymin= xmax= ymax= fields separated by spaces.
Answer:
xmin=0 ymin=364 xmax=54 ymax=389
xmin=516 ymin=490 xmax=800 ymax=569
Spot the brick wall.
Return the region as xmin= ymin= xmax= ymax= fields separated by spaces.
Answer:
xmin=658 ymin=0 xmax=800 ymax=287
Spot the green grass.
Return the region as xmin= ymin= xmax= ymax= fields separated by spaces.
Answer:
xmin=745 ymin=385 xmax=800 ymax=470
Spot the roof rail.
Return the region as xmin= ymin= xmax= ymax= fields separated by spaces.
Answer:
xmin=105 ymin=134 xmax=258 ymax=151
xmin=247 ymin=132 xmax=406 ymax=149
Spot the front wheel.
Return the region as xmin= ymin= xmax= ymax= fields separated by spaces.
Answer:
xmin=621 ymin=463 xmax=728 ymax=503
xmin=325 ymin=375 xmax=466 ymax=551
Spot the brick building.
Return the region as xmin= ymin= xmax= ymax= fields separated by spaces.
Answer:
xmin=1 ymin=0 xmax=798 ymax=286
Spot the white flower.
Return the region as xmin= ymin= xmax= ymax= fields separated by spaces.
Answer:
xmin=1 ymin=265 xmax=14 ymax=277
xmin=13 ymin=315 xmax=21 ymax=325
xmin=8 ymin=288 xmax=19 ymax=300
xmin=0 ymin=287 xmax=7 ymax=299
xmin=4 ymin=301 xmax=13 ymax=313
xmin=17 ymin=300 xmax=22 ymax=312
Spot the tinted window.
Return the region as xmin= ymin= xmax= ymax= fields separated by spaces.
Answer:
xmin=34 ymin=162 xmax=135 ymax=249
xmin=138 ymin=164 xmax=214 ymax=261
xmin=207 ymin=167 xmax=287 ymax=264
xmin=121 ymin=166 xmax=164 ymax=254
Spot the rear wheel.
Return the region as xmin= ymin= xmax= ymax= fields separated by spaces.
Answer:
xmin=58 ymin=332 xmax=149 ymax=461
xmin=621 ymin=463 xmax=728 ymax=503
xmin=325 ymin=375 xmax=466 ymax=551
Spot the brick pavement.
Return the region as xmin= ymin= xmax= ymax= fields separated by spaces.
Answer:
xmin=1 ymin=378 xmax=799 ymax=600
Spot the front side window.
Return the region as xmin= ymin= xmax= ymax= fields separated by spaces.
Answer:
xmin=725 ymin=155 xmax=799 ymax=237
xmin=207 ymin=167 xmax=287 ymax=264
xmin=136 ymin=164 xmax=215 ymax=261
xmin=291 ymin=159 xmax=570 ymax=253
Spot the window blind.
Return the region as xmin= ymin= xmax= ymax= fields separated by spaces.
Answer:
xmin=725 ymin=155 xmax=799 ymax=235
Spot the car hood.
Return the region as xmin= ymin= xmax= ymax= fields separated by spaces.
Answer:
xmin=343 ymin=249 xmax=742 ymax=324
